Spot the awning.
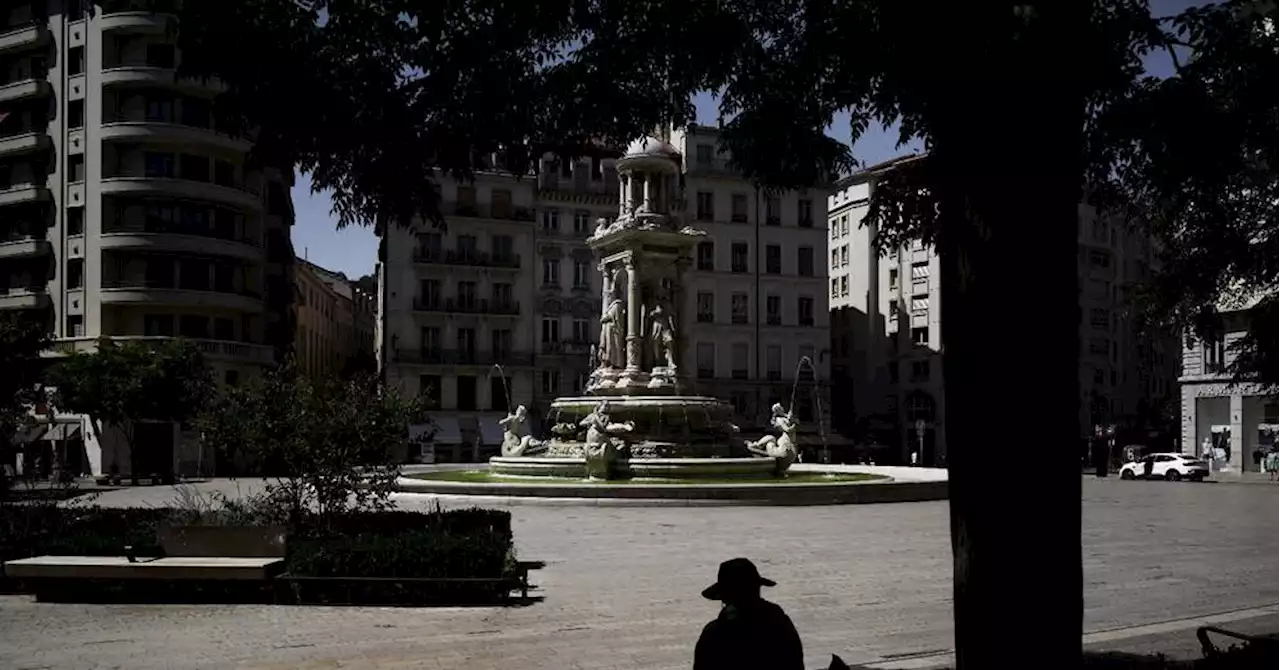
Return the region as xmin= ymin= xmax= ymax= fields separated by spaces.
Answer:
xmin=478 ymin=415 xmax=505 ymax=446
xmin=428 ymin=418 xmax=463 ymax=445
xmin=43 ymin=423 xmax=83 ymax=441
xmin=12 ymin=425 xmax=48 ymax=443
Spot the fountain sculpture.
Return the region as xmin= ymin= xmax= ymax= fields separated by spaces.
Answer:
xmin=489 ymin=135 xmax=798 ymax=480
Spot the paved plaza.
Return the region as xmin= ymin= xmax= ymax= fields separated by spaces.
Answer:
xmin=0 ymin=477 xmax=1275 ymax=669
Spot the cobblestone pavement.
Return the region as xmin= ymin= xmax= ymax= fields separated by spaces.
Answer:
xmin=0 ymin=478 xmax=1274 ymax=670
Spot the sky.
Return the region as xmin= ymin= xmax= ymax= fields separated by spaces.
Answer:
xmin=289 ymin=95 xmax=918 ymax=280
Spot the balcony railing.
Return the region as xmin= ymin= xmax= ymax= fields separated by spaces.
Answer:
xmin=541 ymin=340 xmax=595 ymax=355
xmin=102 ymin=278 xmax=261 ymax=298
xmin=412 ymin=297 xmax=521 ymax=315
xmin=394 ymin=348 xmax=534 ymax=367
xmin=103 ymin=219 xmax=259 ymax=246
xmin=450 ymin=202 xmax=534 ymax=222
xmin=688 ymin=157 xmax=738 ymax=176
xmin=412 ymin=248 xmax=521 ymax=269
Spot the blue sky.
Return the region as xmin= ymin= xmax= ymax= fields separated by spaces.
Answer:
xmin=290 ymin=95 xmax=916 ymax=279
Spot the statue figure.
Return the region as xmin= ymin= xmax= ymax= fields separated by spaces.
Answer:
xmin=590 ymin=217 xmax=613 ymax=241
xmin=648 ymin=300 xmax=676 ymax=369
xmin=745 ymin=403 xmax=799 ymax=473
xmin=498 ymin=405 xmax=546 ymax=457
xmin=598 ymin=280 xmax=627 ymax=369
xmin=579 ymin=400 xmax=635 ymax=479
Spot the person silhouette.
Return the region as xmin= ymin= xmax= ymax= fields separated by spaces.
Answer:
xmin=693 ymin=558 xmax=804 ymax=670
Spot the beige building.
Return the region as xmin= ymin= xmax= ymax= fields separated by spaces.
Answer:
xmin=829 ymin=156 xmax=1178 ymax=464
xmin=1 ymin=3 xmax=295 ymax=478
xmin=294 ymin=258 xmax=376 ymax=377
xmin=380 ymin=129 xmax=833 ymax=461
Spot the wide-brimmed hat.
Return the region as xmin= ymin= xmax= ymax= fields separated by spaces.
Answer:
xmin=701 ymin=558 xmax=776 ymax=600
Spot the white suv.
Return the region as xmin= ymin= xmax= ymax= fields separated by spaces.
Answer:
xmin=1120 ymin=453 xmax=1210 ymax=482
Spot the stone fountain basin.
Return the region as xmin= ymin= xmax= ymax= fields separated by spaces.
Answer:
xmin=490 ymin=456 xmax=778 ymax=479
xmin=550 ymin=395 xmax=735 ymax=421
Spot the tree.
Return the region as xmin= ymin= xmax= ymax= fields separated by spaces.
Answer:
xmin=48 ymin=338 xmax=213 ymax=483
xmin=155 ymin=1 xmax=1274 ymax=666
xmin=0 ymin=315 xmax=50 ymax=495
xmin=197 ymin=365 xmax=427 ymax=522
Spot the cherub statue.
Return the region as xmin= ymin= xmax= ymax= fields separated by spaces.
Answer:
xmin=579 ymin=400 xmax=635 ymax=479
xmin=498 ymin=405 xmax=546 ymax=457
xmin=745 ymin=403 xmax=799 ymax=472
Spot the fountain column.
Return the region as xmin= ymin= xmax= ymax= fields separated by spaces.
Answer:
xmin=625 ymin=255 xmax=643 ymax=371
xmin=633 ymin=172 xmax=647 ymax=213
xmin=645 ymin=171 xmax=659 ymax=213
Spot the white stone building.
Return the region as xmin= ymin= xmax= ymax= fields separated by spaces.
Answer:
xmin=828 ymin=156 xmax=1179 ymax=464
xmin=2 ymin=3 xmax=295 ymax=479
xmin=1178 ymin=300 xmax=1278 ymax=472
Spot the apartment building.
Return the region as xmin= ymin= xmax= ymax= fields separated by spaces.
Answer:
xmin=669 ymin=125 xmax=832 ymax=435
xmin=1179 ymin=298 xmax=1278 ymax=472
xmin=1 ymin=3 xmax=295 ymax=477
xmin=295 ymin=258 xmax=376 ymax=377
xmin=829 ymin=156 xmax=1178 ymax=464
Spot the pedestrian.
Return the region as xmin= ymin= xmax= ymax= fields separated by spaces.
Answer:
xmin=694 ymin=558 xmax=804 ymax=670
xmin=910 ymin=450 xmax=918 ymax=467
xmin=1265 ymin=448 xmax=1278 ymax=483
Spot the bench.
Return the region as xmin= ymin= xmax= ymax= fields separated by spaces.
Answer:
xmin=3 ymin=525 xmax=287 ymax=602
xmin=275 ymin=560 xmax=546 ymax=606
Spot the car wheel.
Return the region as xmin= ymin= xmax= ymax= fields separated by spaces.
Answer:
xmin=1121 ymin=470 xmax=1136 ymax=480
xmin=1165 ymin=470 xmax=1181 ymax=481
xmin=1190 ymin=474 xmax=1205 ymax=482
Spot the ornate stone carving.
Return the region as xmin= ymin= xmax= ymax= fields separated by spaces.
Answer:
xmin=579 ymin=400 xmax=635 ymax=479
xmin=598 ymin=271 xmax=627 ymax=369
xmin=745 ymin=403 xmax=799 ymax=474
xmin=498 ymin=405 xmax=547 ymax=457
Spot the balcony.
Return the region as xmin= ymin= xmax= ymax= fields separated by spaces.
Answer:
xmin=54 ymin=336 xmax=274 ymax=365
xmin=101 ymin=219 xmax=260 ymax=261
xmin=540 ymin=340 xmax=595 ymax=355
xmin=394 ymin=348 xmax=534 ymax=367
xmin=450 ymin=201 xmax=534 ymax=222
xmin=0 ymin=184 xmax=49 ymax=207
xmin=100 ymin=120 xmax=251 ymax=155
xmin=0 ymin=22 xmax=51 ymax=55
xmin=687 ymin=157 xmax=738 ymax=177
xmin=412 ymin=297 xmax=521 ymax=316
xmin=99 ymin=175 xmax=263 ymax=214
xmin=101 ymin=278 xmax=264 ymax=313
xmin=412 ymin=248 xmax=521 ymax=269
xmin=0 ymin=131 xmax=49 ymax=159
xmin=0 ymin=283 xmax=49 ymax=310
xmin=0 ymin=229 xmax=50 ymax=259
xmin=0 ymin=78 xmax=51 ymax=104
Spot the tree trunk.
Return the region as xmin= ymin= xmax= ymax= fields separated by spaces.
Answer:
xmin=930 ymin=5 xmax=1088 ymax=668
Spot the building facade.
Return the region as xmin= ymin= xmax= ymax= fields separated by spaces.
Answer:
xmin=1 ymin=2 xmax=295 ymax=477
xmin=295 ymin=258 xmax=376 ymax=377
xmin=1178 ymin=303 xmax=1278 ymax=472
xmin=380 ymin=129 xmax=832 ymax=462
xmin=828 ymin=156 xmax=1179 ymax=465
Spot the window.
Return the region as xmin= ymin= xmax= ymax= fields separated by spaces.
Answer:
xmin=421 ymin=326 xmax=441 ymax=351
xmin=490 ymin=376 xmax=507 ymax=411
xmin=911 ymin=261 xmax=930 ymax=280
xmin=542 ymin=258 xmax=560 ymax=286
xmin=731 ymin=293 xmax=749 ymax=324
xmin=456 ymin=281 xmax=477 ymax=306
xmin=492 ymin=282 xmax=513 ymax=306
xmin=180 ymin=153 xmax=209 ymax=181
xmin=213 ymin=317 xmax=234 ymax=340
xmin=1089 ymin=336 xmax=1110 ymax=356
xmin=1203 ymin=336 xmax=1226 ymax=373
xmin=697 ymin=291 xmax=715 ymax=323
xmin=53 ymin=255 xmax=78 ymax=293
xmin=214 ymin=160 xmax=235 ymax=187
xmin=144 ymin=314 xmax=174 ymax=337
xmin=731 ymin=342 xmax=749 ymax=379
xmin=830 ymin=278 xmax=839 ymax=299
xmin=766 ymin=345 xmax=782 ymax=380
xmin=906 ymin=391 xmax=935 ymax=422
xmin=542 ymin=208 xmax=560 ymax=231
xmin=456 ymin=328 xmax=477 ymax=356
xmin=419 ymin=375 xmax=441 ymax=409
xmin=181 ymin=97 xmax=211 ymax=128
xmin=68 ymin=46 xmax=84 ymax=76
xmin=911 ymin=297 xmax=930 ymax=314
xmin=696 ymin=144 xmax=714 ymax=165
xmin=912 ymin=327 xmax=929 ymax=346
xmin=146 ymin=43 xmax=176 ymax=69
xmin=731 ymin=242 xmax=748 ymax=273
xmin=456 ymin=375 xmax=477 ymax=411
xmin=559 ymin=157 xmax=574 ymax=178
xmin=492 ymin=234 xmax=514 ymax=262
xmin=765 ymin=196 xmax=781 ymax=225
xmin=591 ymin=157 xmax=603 ymax=181
xmin=491 ymin=329 xmax=513 ymax=356
xmin=1089 ymin=250 xmax=1111 ymax=268
xmin=68 ymin=99 xmax=84 ymax=128
xmin=541 ymin=369 xmax=560 ymax=395
xmin=1090 ymin=308 xmax=1109 ymax=329
xmin=1091 ymin=218 xmax=1108 ymax=243
xmin=798 ymin=345 xmax=816 ymax=380
xmin=419 ymin=278 xmax=441 ymax=305
xmin=179 ymin=315 xmax=209 ymax=338
xmin=840 ymin=216 xmax=849 ymax=236
xmin=765 ymin=245 xmax=781 ymax=274
xmin=798 ymin=297 xmax=814 ymax=326
xmin=839 ymin=246 xmax=848 ymax=267
xmin=888 ymin=361 xmax=899 ymax=383
xmin=697 ymin=241 xmax=715 ymax=271
xmin=62 ymin=314 xmax=83 ymax=338
xmin=574 ymin=211 xmax=591 ymax=233
xmin=541 ymin=317 xmax=560 ymax=343
xmin=797 ymin=199 xmax=813 ymax=227
xmin=68 ymin=154 xmax=85 ymax=182
xmin=839 ymin=275 xmax=849 ymax=296
xmin=831 ymin=249 xmax=839 ymax=269
xmin=144 ymin=152 xmax=175 ymax=178
xmin=911 ymin=359 xmax=930 ymax=381
xmin=145 ymin=96 xmax=174 ymax=123
xmin=696 ymin=191 xmax=714 ymax=221
xmin=1093 ymin=369 xmax=1105 ymax=386
xmin=67 ymin=207 xmax=84 ymax=235
xmin=766 ymin=295 xmax=781 ymax=325
xmin=797 ymin=246 xmax=814 ymax=277
xmin=730 ymin=391 xmax=750 ymax=417
xmin=573 ymin=260 xmax=590 ymax=288
xmin=696 ymin=342 xmax=715 ymax=379
xmin=731 ymin=193 xmax=748 ymax=223
xmin=572 ymin=319 xmax=590 ymax=342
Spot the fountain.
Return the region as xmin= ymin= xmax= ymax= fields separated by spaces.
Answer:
xmin=488 ymin=135 xmax=784 ymax=480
